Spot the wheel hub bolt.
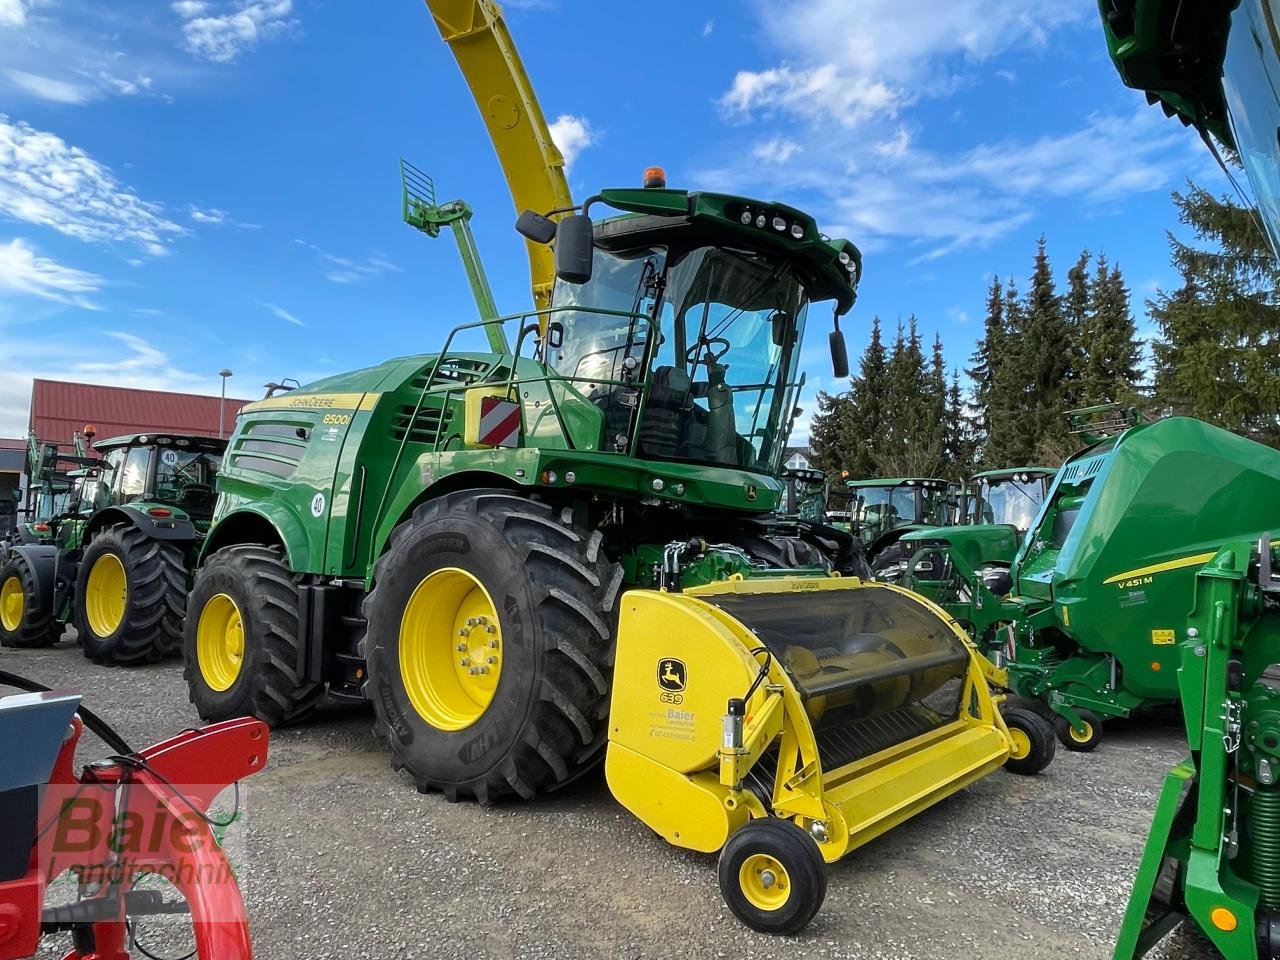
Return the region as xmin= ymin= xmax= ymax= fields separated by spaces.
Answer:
xmin=460 ymin=658 xmax=470 ymax=667
xmin=488 ymin=639 xmax=498 ymax=649
xmin=760 ymin=870 xmax=777 ymax=889
xmin=457 ymin=643 xmax=467 ymax=651
xmin=478 ymin=666 xmax=489 ymax=674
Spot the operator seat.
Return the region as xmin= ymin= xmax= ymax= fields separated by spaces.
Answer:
xmin=636 ymin=365 xmax=692 ymax=459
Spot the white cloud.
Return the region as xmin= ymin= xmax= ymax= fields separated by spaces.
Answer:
xmin=4 ymin=68 xmax=95 ymax=104
xmin=701 ymin=107 xmax=1199 ymax=263
xmin=262 ymin=301 xmax=303 ymax=327
xmin=0 ymin=117 xmax=186 ymax=256
xmin=724 ymin=0 xmax=1091 ymax=126
xmin=874 ymin=128 xmax=912 ymax=158
xmin=0 ymin=238 xmax=101 ymax=309
xmin=188 ymin=204 xmax=259 ymax=228
xmin=0 ymin=0 xmax=30 ymax=27
xmin=722 ymin=64 xmax=900 ymax=127
xmin=294 ymin=239 xmax=400 ymax=284
xmin=752 ymin=137 xmax=801 ymax=164
xmin=702 ymin=18 xmax=715 ymax=37
xmin=548 ymin=114 xmax=596 ymax=172
xmin=173 ymin=0 xmax=297 ymax=63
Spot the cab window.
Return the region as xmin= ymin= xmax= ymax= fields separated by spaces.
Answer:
xmin=118 ymin=447 xmax=153 ymax=503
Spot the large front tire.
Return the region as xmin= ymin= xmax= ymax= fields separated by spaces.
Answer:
xmin=182 ymin=545 xmax=321 ymax=725
xmin=0 ymin=556 xmax=60 ymax=648
xmin=75 ymin=525 xmax=187 ymax=666
xmin=362 ymin=490 xmax=622 ymax=803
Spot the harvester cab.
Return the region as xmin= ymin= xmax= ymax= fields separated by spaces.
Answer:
xmin=0 ymin=433 xmax=225 ymax=664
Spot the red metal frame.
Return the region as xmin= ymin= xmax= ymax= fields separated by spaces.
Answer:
xmin=0 ymin=714 xmax=268 ymax=960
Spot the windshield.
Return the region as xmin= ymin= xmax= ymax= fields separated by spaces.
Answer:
xmin=550 ymin=242 xmax=810 ymax=473
xmin=155 ymin=447 xmax=221 ymax=506
xmin=641 ymin=246 xmax=808 ymax=470
xmin=973 ymin=477 xmax=1045 ymax=531
xmin=852 ymin=485 xmax=916 ymax=538
xmin=1222 ymin=0 xmax=1280 ymax=253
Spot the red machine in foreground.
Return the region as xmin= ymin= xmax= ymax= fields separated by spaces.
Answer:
xmin=0 ymin=672 xmax=267 ymax=960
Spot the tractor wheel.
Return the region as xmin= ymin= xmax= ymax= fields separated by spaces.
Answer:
xmin=0 ymin=556 xmax=60 ymax=648
xmin=870 ymin=541 xmax=913 ymax=583
xmin=362 ymin=489 xmax=622 ymax=804
xmin=75 ymin=525 xmax=187 ymax=666
xmin=183 ymin=545 xmax=321 ymax=725
xmin=718 ymin=818 xmax=827 ymax=934
xmin=1054 ymin=710 xmax=1103 ymax=752
xmin=1001 ymin=707 xmax=1056 ymax=775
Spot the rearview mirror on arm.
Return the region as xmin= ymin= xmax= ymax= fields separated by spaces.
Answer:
xmin=554 ymin=213 xmax=594 ymax=284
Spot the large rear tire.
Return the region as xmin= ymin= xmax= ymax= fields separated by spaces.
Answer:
xmin=362 ymin=490 xmax=622 ymax=803
xmin=182 ymin=545 xmax=321 ymax=725
xmin=75 ymin=525 xmax=187 ymax=666
xmin=0 ymin=556 xmax=60 ymax=648
xmin=870 ymin=540 xmax=913 ymax=583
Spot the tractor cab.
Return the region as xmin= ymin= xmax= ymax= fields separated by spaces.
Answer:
xmin=959 ymin=467 xmax=1055 ymax=534
xmin=80 ymin=434 xmax=225 ymax=523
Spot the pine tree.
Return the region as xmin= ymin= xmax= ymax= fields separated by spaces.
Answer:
xmin=1062 ymin=250 xmax=1092 ymax=410
xmin=1022 ymin=237 xmax=1074 ymax=463
xmin=808 ymin=389 xmax=855 ymax=480
xmin=878 ymin=317 xmax=942 ymax=475
xmin=1150 ymin=185 xmax=1280 ymax=446
xmin=982 ymin=278 xmax=1028 ymax=466
xmin=845 ymin=316 xmax=888 ymax=478
xmin=1083 ymin=254 xmax=1142 ymax=404
xmin=967 ymin=275 xmax=1005 ymax=442
xmin=945 ymin=371 xmax=977 ymax=478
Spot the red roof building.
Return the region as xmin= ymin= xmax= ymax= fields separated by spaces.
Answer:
xmin=28 ymin=379 xmax=254 ymax=447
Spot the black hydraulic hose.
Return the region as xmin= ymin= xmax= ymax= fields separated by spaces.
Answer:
xmin=0 ymin=669 xmax=135 ymax=755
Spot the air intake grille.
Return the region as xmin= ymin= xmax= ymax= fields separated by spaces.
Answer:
xmin=390 ymin=404 xmax=453 ymax=444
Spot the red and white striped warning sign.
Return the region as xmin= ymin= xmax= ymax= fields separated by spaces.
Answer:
xmin=477 ymin=396 xmax=521 ymax=447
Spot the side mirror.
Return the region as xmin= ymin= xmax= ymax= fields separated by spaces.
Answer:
xmin=554 ymin=213 xmax=595 ymax=284
xmin=830 ymin=328 xmax=849 ymax=379
xmin=515 ymin=209 xmax=557 ymax=245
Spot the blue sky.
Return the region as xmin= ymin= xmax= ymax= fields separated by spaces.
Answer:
xmin=0 ymin=0 xmax=1229 ymax=439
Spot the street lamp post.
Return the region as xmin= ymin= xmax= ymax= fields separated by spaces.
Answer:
xmin=218 ymin=369 xmax=234 ymax=439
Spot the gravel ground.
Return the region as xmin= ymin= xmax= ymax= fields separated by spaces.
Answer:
xmin=9 ymin=634 xmax=1219 ymax=960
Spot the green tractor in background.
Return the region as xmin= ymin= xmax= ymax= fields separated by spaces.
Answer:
xmin=898 ymin=464 xmax=1055 ymax=620
xmin=845 ymin=476 xmax=952 ymax=580
xmin=1 ymin=431 xmax=96 ymax=556
xmin=0 ymin=433 xmax=224 ymax=665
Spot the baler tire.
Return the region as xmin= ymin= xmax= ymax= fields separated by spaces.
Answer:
xmin=718 ymin=818 xmax=827 ymax=934
xmin=182 ymin=545 xmax=321 ymax=726
xmin=1002 ymin=708 xmax=1056 ymax=775
xmin=362 ymin=489 xmax=621 ymax=804
xmin=76 ymin=524 xmax=187 ymax=666
xmin=1054 ymin=710 xmax=1103 ymax=752
xmin=0 ymin=556 xmax=60 ymax=648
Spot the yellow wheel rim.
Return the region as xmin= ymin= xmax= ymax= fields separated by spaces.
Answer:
xmin=400 ymin=567 xmax=503 ymax=731
xmin=1008 ymin=727 xmax=1031 ymax=760
xmin=0 ymin=574 xmax=23 ymax=632
xmin=197 ymin=594 xmax=245 ymax=692
xmin=739 ymin=853 xmax=792 ymax=912
xmin=1069 ymin=721 xmax=1094 ymax=744
xmin=84 ymin=552 xmax=127 ymax=638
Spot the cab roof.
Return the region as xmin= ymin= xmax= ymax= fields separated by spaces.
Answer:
xmin=93 ymin=433 xmax=227 ymax=453
xmin=845 ymin=477 xmax=948 ymax=489
xmin=970 ymin=466 xmax=1055 ymax=481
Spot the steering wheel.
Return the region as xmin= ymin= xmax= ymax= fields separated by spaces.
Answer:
xmin=686 ymin=337 xmax=731 ymax=368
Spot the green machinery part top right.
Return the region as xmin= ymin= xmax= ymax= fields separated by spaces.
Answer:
xmin=1094 ymin=3 xmax=1280 ymax=959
